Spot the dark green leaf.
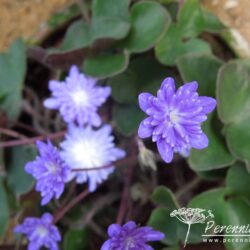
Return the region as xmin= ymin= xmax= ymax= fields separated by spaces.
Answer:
xmin=120 ymin=1 xmax=171 ymax=52
xmin=0 ymin=39 xmax=26 ymax=120
xmin=189 ymin=188 xmax=226 ymax=225
xmin=189 ymin=113 xmax=235 ymax=171
xmin=108 ymin=70 xmax=138 ymax=103
xmin=226 ymin=162 xmax=250 ymax=197
xmin=151 ymin=186 xmax=178 ymax=210
xmin=113 ymin=104 xmax=144 ymax=136
xmin=83 ymin=52 xmax=129 ymax=78
xmin=63 ymin=228 xmax=88 ymax=250
xmin=7 ymin=146 xmax=36 ymax=197
xmin=148 ymin=207 xmax=179 ymax=245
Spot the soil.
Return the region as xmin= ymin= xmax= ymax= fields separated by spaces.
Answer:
xmin=0 ymin=0 xmax=74 ymax=52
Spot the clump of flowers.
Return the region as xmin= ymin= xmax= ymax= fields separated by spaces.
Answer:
xmin=60 ymin=124 xmax=126 ymax=191
xmin=138 ymin=77 xmax=216 ymax=163
xmin=44 ymin=65 xmax=111 ymax=127
xmin=14 ymin=213 xmax=61 ymax=250
xmin=25 ymin=140 xmax=70 ymax=205
xmin=101 ymin=221 xmax=165 ymax=250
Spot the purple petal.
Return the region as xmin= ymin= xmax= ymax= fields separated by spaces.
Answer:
xmin=43 ymin=98 xmax=60 ymax=109
xmin=123 ymin=221 xmax=137 ymax=231
xmin=138 ymin=120 xmax=153 ymax=138
xmin=138 ymin=93 xmax=152 ymax=112
xmin=182 ymin=81 xmax=198 ymax=92
xmin=101 ymin=240 xmax=112 ymax=250
xmin=199 ymin=96 xmax=216 ymax=114
xmin=145 ymin=230 xmax=165 ymax=241
xmin=157 ymin=140 xmax=174 ymax=163
xmin=190 ymin=133 xmax=209 ymax=149
xmin=108 ymin=224 xmax=122 ymax=237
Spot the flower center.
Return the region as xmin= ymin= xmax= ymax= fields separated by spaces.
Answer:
xmin=45 ymin=162 xmax=57 ymax=174
xmin=125 ymin=237 xmax=136 ymax=250
xmin=169 ymin=110 xmax=179 ymax=124
xmin=70 ymin=139 xmax=105 ymax=169
xmin=36 ymin=225 xmax=48 ymax=237
xmin=166 ymin=109 xmax=179 ymax=127
xmin=71 ymin=89 xmax=89 ymax=107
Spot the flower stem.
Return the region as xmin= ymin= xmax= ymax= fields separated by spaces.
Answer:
xmin=54 ymin=189 xmax=89 ymax=223
xmin=184 ymin=223 xmax=191 ymax=247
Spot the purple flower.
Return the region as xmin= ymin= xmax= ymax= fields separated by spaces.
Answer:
xmin=14 ymin=213 xmax=61 ymax=250
xmin=25 ymin=140 xmax=70 ymax=205
xmin=60 ymin=124 xmax=126 ymax=191
xmin=138 ymin=78 xmax=216 ymax=163
xmin=101 ymin=221 xmax=165 ymax=250
xmin=44 ymin=65 xmax=111 ymax=127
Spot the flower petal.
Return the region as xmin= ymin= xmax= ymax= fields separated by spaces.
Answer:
xmin=199 ymin=96 xmax=216 ymax=114
xmin=108 ymin=224 xmax=122 ymax=237
xmin=138 ymin=120 xmax=153 ymax=138
xmin=138 ymin=93 xmax=153 ymax=112
xmin=157 ymin=140 xmax=174 ymax=163
xmin=190 ymin=133 xmax=209 ymax=149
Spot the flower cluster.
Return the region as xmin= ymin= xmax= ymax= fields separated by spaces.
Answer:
xmin=14 ymin=213 xmax=60 ymax=250
xmin=14 ymin=66 xmax=126 ymax=250
xmin=14 ymin=65 xmax=215 ymax=249
xmin=138 ymin=77 xmax=216 ymax=163
xmin=101 ymin=221 xmax=165 ymax=250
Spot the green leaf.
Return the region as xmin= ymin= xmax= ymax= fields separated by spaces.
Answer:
xmin=91 ymin=0 xmax=130 ymax=40
xmin=108 ymin=70 xmax=138 ymax=103
xmin=61 ymin=20 xmax=91 ymax=51
xmin=148 ymin=207 xmax=179 ymax=245
xmin=226 ymin=162 xmax=250 ymax=197
xmin=196 ymin=168 xmax=228 ymax=180
xmin=217 ymin=60 xmax=250 ymax=165
xmin=113 ymin=104 xmax=144 ymax=136
xmin=7 ymin=146 xmax=36 ymax=197
xmin=0 ymin=39 xmax=26 ymax=120
xmin=155 ymin=24 xmax=211 ymax=66
xmin=63 ymin=228 xmax=88 ymax=250
xmin=47 ymin=5 xmax=80 ymax=29
xmin=151 ymin=186 xmax=178 ymax=210
xmin=178 ymin=0 xmax=204 ymax=38
xmin=107 ymin=57 xmax=169 ymax=104
xmin=177 ymin=53 xmax=223 ymax=97
xmin=217 ymin=60 xmax=250 ymax=124
xmin=0 ymin=177 xmax=9 ymax=237
xmin=83 ymin=52 xmax=129 ymax=78
xmin=189 ymin=188 xmax=226 ymax=225
xmin=223 ymin=198 xmax=250 ymax=250
xmin=120 ymin=1 xmax=171 ymax=53
xmin=189 ymin=113 xmax=235 ymax=171
xmin=202 ymin=9 xmax=225 ymax=33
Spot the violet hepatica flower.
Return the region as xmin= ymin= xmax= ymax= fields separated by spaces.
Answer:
xmin=101 ymin=221 xmax=165 ymax=250
xmin=138 ymin=77 xmax=216 ymax=163
xmin=25 ymin=140 xmax=70 ymax=205
xmin=60 ymin=124 xmax=126 ymax=192
xmin=14 ymin=213 xmax=61 ymax=250
xmin=44 ymin=65 xmax=111 ymax=127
